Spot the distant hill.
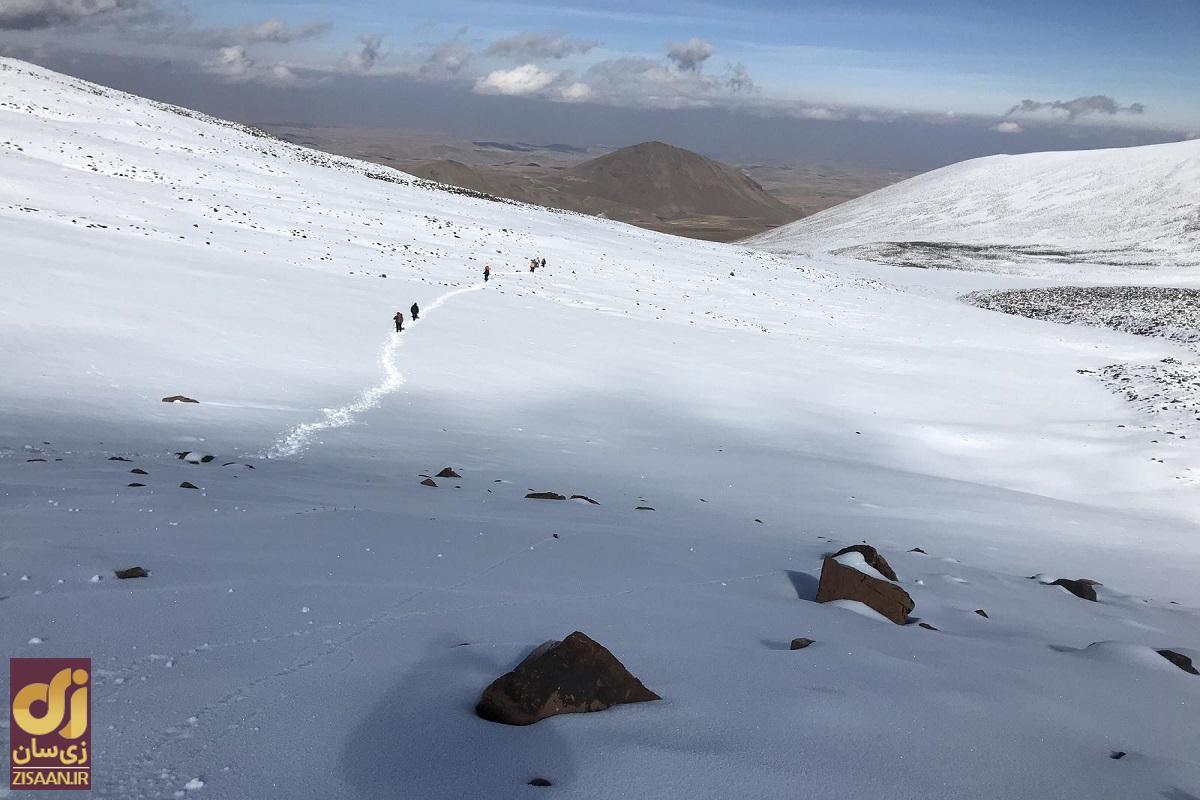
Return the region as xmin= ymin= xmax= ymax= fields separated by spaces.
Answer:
xmin=401 ymin=141 xmax=801 ymax=242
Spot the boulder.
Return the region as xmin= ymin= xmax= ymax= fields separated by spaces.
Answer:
xmin=435 ymin=467 xmax=461 ymax=478
xmin=815 ymin=555 xmax=914 ymax=625
xmin=420 ymin=478 xmax=438 ymax=487
xmin=476 ymin=631 xmax=660 ymax=726
xmin=526 ymin=491 xmax=566 ymax=500
xmin=161 ymin=395 xmax=199 ymax=403
xmin=179 ymin=481 xmax=200 ymax=490
xmin=1157 ymin=649 xmax=1199 ymax=675
xmin=789 ymin=638 xmax=815 ymax=650
xmin=974 ymin=609 xmax=989 ymax=618
xmin=831 ymin=544 xmax=898 ymax=581
xmin=114 ymin=566 xmax=149 ymax=579
xmin=1051 ymin=578 xmax=1097 ymax=602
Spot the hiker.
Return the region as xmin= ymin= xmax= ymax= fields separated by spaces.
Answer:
xmin=393 ymin=311 xmax=404 ymax=332
xmin=529 ymin=257 xmax=538 ymax=273
xmin=483 ymin=264 xmax=491 ymax=282
xmin=410 ymin=302 xmax=420 ymax=321
xmin=540 ymin=257 xmax=546 ymax=269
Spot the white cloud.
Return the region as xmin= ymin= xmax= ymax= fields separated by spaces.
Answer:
xmin=486 ymin=31 xmax=597 ymax=60
xmin=341 ymin=33 xmax=383 ymax=74
xmin=203 ymin=45 xmax=300 ymax=86
xmin=474 ymin=63 xmax=558 ymax=96
xmin=0 ymin=0 xmax=156 ymax=31
xmin=559 ymin=81 xmax=592 ymax=102
xmin=666 ymin=37 xmax=713 ymax=72
xmin=993 ymin=121 xmax=1023 ymax=133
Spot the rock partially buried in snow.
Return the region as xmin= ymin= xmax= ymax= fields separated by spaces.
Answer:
xmin=1157 ymin=649 xmax=1199 ymax=675
xmin=476 ymin=631 xmax=660 ymax=726
xmin=1051 ymin=578 xmax=1098 ymax=602
xmin=115 ymin=566 xmax=149 ymax=579
xmin=789 ymin=638 xmax=815 ymax=650
xmin=162 ymin=395 xmax=199 ymax=403
xmin=420 ymin=478 xmax=438 ymax=487
xmin=815 ymin=550 xmax=914 ymax=625
xmin=179 ymin=481 xmax=200 ymax=490
xmin=435 ymin=467 xmax=461 ymax=478
xmin=570 ymin=494 xmax=600 ymax=505
xmin=526 ymin=491 xmax=566 ymax=500
xmin=831 ymin=544 xmax=898 ymax=581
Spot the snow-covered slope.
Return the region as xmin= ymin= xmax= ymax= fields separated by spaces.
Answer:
xmin=2 ymin=58 xmax=1199 ymax=799
xmin=750 ymin=139 xmax=1200 ymax=271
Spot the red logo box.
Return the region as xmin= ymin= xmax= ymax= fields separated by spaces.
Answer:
xmin=9 ymin=658 xmax=91 ymax=791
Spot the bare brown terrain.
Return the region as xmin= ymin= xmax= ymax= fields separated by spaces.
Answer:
xmin=260 ymin=125 xmax=909 ymax=241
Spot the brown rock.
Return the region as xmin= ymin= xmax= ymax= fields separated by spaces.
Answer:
xmin=435 ymin=467 xmax=461 ymax=478
xmin=789 ymin=638 xmax=815 ymax=650
xmin=831 ymin=544 xmax=898 ymax=581
xmin=1051 ymin=578 xmax=1097 ymax=602
xmin=815 ymin=556 xmax=914 ymax=625
xmin=526 ymin=491 xmax=566 ymax=500
xmin=420 ymin=478 xmax=438 ymax=487
xmin=162 ymin=395 xmax=199 ymax=403
xmin=114 ymin=566 xmax=149 ymax=579
xmin=1157 ymin=649 xmax=1199 ymax=675
xmin=476 ymin=631 xmax=660 ymax=726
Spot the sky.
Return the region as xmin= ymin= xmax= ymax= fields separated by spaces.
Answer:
xmin=1 ymin=0 xmax=1196 ymax=170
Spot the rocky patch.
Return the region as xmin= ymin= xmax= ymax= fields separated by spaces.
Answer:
xmin=526 ymin=491 xmax=566 ymax=500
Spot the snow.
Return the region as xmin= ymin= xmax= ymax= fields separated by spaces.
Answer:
xmin=1 ymin=57 xmax=1199 ymax=799
xmin=831 ymin=550 xmax=891 ymax=582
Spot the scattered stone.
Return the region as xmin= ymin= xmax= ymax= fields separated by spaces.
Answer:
xmin=435 ymin=467 xmax=461 ymax=478
xmin=130 ymin=468 xmax=148 ymax=475
xmin=908 ymin=547 xmax=926 ymax=554
xmin=635 ymin=506 xmax=655 ymax=511
xmin=108 ymin=456 xmax=132 ymax=461
xmin=162 ymin=395 xmax=199 ymax=403
xmin=918 ymin=622 xmax=939 ymax=631
xmin=831 ymin=544 xmax=898 ymax=581
xmin=1110 ymin=751 xmax=1126 ymax=760
xmin=420 ymin=478 xmax=438 ymax=487
xmin=789 ymin=638 xmax=815 ymax=650
xmin=179 ymin=481 xmax=200 ymax=490
xmin=526 ymin=491 xmax=566 ymax=500
xmin=200 ymin=455 xmax=215 ymax=463
xmin=528 ymin=778 xmax=553 ymax=787
xmin=114 ymin=566 xmax=149 ymax=579
xmin=1051 ymin=578 xmax=1098 ymax=602
xmin=1157 ymin=649 xmax=1199 ymax=675
xmin=127 ymin=483 xmax=145 ymax=487
xmin=754 ymin=518 xmax=763 ymax=524
xmin=570 ymin=494 xmax=600 ymax=504
xmin=476 ymin=631 xmax=660 ymax=726
xmin=974 ymin=609 xmax=989 ymax=618
xmin=815 ymin=554 xmax=914 ymax=625
xmin=26 ymin=458 xmax=46 ymax=462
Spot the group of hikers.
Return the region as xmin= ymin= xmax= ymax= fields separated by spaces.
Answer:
xmin=394 ymin=257 xmax=546 ymax=331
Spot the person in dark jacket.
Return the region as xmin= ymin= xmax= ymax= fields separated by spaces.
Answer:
xmin=393 ymin=311 xmax=404 ymax=332
xmin=483 ymin=264 xmax=491 ymax=282
xmin=540 ymin=257 xmax=546 ymax=269
xmin=410 ymin=302 xmax=420 ymax=321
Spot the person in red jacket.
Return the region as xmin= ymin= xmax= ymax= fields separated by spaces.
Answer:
xmin=393 ymin=311 xmax=404 ymax=332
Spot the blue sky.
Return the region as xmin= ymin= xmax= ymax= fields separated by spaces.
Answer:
xmin=176 ymin=0 xmax=1200 ymax=125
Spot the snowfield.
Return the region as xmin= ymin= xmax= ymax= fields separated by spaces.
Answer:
xmin=1 ymin=58 xmax=1199 ymax=799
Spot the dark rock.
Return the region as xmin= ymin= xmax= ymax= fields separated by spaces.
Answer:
xmin=108 ymin=456 xmax=132 ymax=461
xmin=26 ymin=458 xmax=46 ymax=462
xmin=635 ymin=506 xmax=655 ymax=511
xmin=789 ymin=638 xmax=815 ymax=650
xmin=831 ymin=544 xmax=898 ymax=581
xmin=526 ymin=491 xmax=566 ymax=500
xmin=127 ymin=482 xmax=145 ymax=487
xmin=114 ymin=566 xmax=149 ymax=579
xmin=815 ymin=556 xmax=914 ymax=625
xmin=161 ymin=395 xmax=199 ymax=403
xmin=570 ymin=494 xmax=600 ymax=504
xmin=1051 ymin=578 xmax=1098 ymax=602
xmin=179 ymin=481 xmax=200 ymax=490
xmin=918 ymin=622 xmax=939 ymax=631
xmin=200 ymin=455 xmax=215 ymax=463
xmin=1157 ymin=649 xmax=1199 ymax=675
xmin=908 ymin=547 xmax=926 ymax=554
xmin=420 ymin=478 xmax=438 ymax=487
xmin=974 ymin=609 xmax=989 ymax=618
xmin=175 ymin=451 xmax=189 ymax=459
xmin=528 ymin=778 xmax=553 ymax=787
xmin=435 ymin=467 xmax=461 ymax=478
xmin=130 ymin=468 xmax=148 ymax=475
xmin=476 ymin=631 xmax=660 ymax=726
xmin=1110 ymin=751 xmax=1126 ymax=760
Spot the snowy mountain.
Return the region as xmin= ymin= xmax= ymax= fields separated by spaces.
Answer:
xmin=749 ymin=139 xmax=1200 ymax=272
xmin=2 ymin=57 xmax=1199 ymax=799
